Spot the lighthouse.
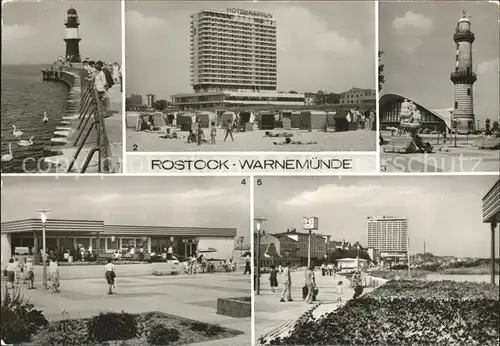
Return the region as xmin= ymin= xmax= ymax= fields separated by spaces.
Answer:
xmin=64 ymin=8 xmax=81 ymax=63
xmin=450 ymin=11 xmax=476 ymax=133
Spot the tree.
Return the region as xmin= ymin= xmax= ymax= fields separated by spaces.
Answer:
xmin=316 ymin=90 xmax=326 ymax=105
xmin=154 ymin=99 xmax=168 ymax=111
xmin=378 ymin=51 xmax=385 ymax=92
xmin=288 ymin=91 xmax=298 ymax=94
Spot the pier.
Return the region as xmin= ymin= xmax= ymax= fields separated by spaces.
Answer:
xmin=41 ymin=64 xmax=122 ymax=173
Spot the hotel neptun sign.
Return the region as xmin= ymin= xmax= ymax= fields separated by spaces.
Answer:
xmin=226 ymin=8 xmax=273 ymax=19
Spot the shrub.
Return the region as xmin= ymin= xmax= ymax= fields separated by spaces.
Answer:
xmin=87 ymin=311 xmax=138 ymax=342
xmin=190 ymin=321 xmax=225 ymax=336
xmin=205 ymin=324 xmax=224 ymax=336
xmin=0 ymin=285 xmax=48 ymax=344
xmin=190 ymin=321 xmax=210 ymax=332
xmin=146 ymin=323 xmax=180 ymax=345
xmin=41 ymin=320 xmax=89 ymax=345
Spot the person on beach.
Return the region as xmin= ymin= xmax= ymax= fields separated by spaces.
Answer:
xmin=105 ymin=258 xmax=116 ymax=295
xmin=197 ymin=124 xmax=204 ymax=146
xmin=6 ymin=259 xmax=16 ymax=289
xmin=280 ymin=262 xmax=293 ymax=302
xmin=187 ymin=129 xmax=197 ymax=144
xmin=112 ymin=62 xmax=120 ymax=84
xmin=304 ymin=265 xmax=316 ymax=304
xmin=269 ymin=264 xmax=278 ymax=293
xmin=224 ymin=119 xmax=234 ymax=142
xmin=210 ymin=122 xmax=217 ymax=144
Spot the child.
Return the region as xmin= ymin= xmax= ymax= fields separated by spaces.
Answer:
xmin=337 ymin=280 xmax=344 ymax=301
xmin=210 ymin=122 xmax=217 ymax=144
xmin=269 ymin=264 xmax=278 ymax=293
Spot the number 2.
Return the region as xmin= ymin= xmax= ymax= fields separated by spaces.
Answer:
xmin=132 ymin=144 xmax=138 ymax=151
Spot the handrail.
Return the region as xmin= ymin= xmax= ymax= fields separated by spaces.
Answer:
xmin=66 ymin=71 xmax=113 ymax=173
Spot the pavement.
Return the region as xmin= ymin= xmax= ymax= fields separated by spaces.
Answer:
xmin=127 ymin=127 xmax=376 ymax=152
xmin=1 ymin=272 xmax=251 ymax=346
xmin=254 ymin=270 xmax=375 ymax=343
xmin=380 ymin=132 xmax=500 ymax=172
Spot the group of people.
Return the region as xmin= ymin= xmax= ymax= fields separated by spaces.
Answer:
xmin=3 ymin=257 xmax=60 ymax=293
xmin=267 ymin=262 xmax=364 ymax=304
xmin=187 ymin=119 xmax=236 ymax=146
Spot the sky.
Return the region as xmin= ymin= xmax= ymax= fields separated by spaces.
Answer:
xmin=254 ymin=175 xmax=499 ymax=258
xmin=2 ymin=0 xmax=121 ymax=65
xmin=125 ymin=0 xmax=376 ymax=99
xmin=380 ymin=1 xmax=499 ymax=126
xmin=1 ymin=176 xmax=250 ymax=244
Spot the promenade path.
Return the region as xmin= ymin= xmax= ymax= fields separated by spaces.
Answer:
xmin=380 ymin=131 xmax=499 ymax=172
xmin=1 ymin=272 xmax=251 ymax=346
xmin=254 ymin=270 xmax=374 ymax=343
xmin=127 ymin=128 xmax=376 ymax=152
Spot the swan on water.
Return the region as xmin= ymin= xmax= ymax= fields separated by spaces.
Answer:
xmin=12 ymin=125 xmax=23 ymax=137
xmin=43 ymin=112 xmax=49 ymax=124
xmin=18 ymin=136 xmax=34 ymax=147
xmin=1 ymin=143 xmax=13 ymax=162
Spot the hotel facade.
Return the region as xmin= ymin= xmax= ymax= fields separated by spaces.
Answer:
xmin=172 ymin=8 xmax=305 ymax=110
xmin=367 ymin=216 xmax=408 ymax=261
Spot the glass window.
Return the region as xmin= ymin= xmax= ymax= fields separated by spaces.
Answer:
xmin=106 ymin=237 xmax=119 ymax=251
xmin=76 ymin=238 xmax=90 ymax=249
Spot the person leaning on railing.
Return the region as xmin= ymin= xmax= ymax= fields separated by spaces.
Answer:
xmin=94 ymin=61 xmax=110 ymax=116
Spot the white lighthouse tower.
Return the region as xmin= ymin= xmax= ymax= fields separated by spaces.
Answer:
xmin=450 ymin=11 xmax=476 ymax=133
xmin=64 ymin=8 xmax=81 ymax=63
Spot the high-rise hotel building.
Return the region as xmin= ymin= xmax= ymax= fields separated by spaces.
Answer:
xmin=367 ymin=216 xmax=408 ymax=258
xmin=172 ymin=8 xmax=305 ymax=110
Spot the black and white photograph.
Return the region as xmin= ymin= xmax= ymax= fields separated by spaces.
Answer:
xmin=253 ymin=176 xmax=499 ymax=345
xmin=0 ymin=176 xmax=252 ymax=346
xmin=1 ymin=0 xmax=123 ymax=173
xmin=379 ymin=1 xmax=500 ymax=173
xmin=125 ymin=1 xmax=376 ymax=152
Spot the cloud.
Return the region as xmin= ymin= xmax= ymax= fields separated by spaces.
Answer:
xmin=477 ymin=58 xmax=499 ymax=75
xmin=1 ymin=23 xmax=37 ymax=41
xmin=284 ymin=184 xmax=384 ymax=206
xmin=392 ymin=11 xmax=433 ymax=53
xmin=168 ymin=188 xmax=231 ymax=201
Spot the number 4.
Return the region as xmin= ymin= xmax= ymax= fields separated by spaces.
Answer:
xmin=241 ymin=179 xmax=246 ymax=185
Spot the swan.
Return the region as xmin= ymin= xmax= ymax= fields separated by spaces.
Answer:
xmin=18 ymin=136 xmax=34 ymax=147
xmin=12 ymin=125 xmax=23 ymax=137
xmin=1 ymin=143 xmax=13 ymax=162
xmin=43 ymin=112 xmax=49 ymax=124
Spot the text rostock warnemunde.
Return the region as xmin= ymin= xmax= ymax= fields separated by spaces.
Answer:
xmin=151 ymin=158 xmax=353 ymax=171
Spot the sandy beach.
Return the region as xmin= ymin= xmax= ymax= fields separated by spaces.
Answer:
xmin=127 ymin=128 xmax=376 ymax=152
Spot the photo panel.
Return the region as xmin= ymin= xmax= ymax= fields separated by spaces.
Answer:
xmin=378 ymin=1 xmax=500 ymax=173
xmin=1 ymin=0 xmax=123 ymax=174
xmin=125 ymin=1 xmax=377 ymax=153
xmin=253 ymin=175 xmax=499 ymax=345
xmin=0 ymin=175 xmax=252 ymax=346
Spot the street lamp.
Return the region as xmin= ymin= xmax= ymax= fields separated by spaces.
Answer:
xmin=37 ymin=209 xmax=50 ymax=290
xmin=239 ymin=236 xmax=244 ymax=256
xmin=254 ymin=218 xmax=266 ymax=295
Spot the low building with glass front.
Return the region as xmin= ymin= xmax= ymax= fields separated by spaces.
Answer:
xmin=0 ymin=218 xmax=237 ymax=263
xmin=380 ymin=93 xmax=452 ymax=132
xmin=171 ymin=90 xmax=305 ymax=110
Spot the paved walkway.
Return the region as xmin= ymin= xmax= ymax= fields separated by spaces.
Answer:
xmin=254 ymin=271 xmax=374 ymax=342
xmin=2 ymin=273 xmax=251 ymax=345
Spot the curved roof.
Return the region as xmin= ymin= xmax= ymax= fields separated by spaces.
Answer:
xmin=67 ymin=8 xmax=77 ymax=15
xmin=380 ymin=92 xmax=452 ymax=129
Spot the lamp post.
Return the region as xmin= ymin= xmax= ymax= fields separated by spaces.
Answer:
xmin=254 ymin=218 xmax=266 ymax=295
xmin=239 ymin=236 xmax=244 ymax=256
xmin=37 ymin=209 xmax=50 ymax=290
xmin=407 ymin=235 xmax=411 ymax=278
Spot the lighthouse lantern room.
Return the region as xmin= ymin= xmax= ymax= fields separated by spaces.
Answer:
xmin=64 ymin=8 xmax=81 ymax=63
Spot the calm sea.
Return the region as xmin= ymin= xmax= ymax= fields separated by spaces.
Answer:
xmin=1 ymin=64 xmax=69 ymax=173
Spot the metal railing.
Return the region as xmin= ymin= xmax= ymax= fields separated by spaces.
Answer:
xmin=67 ymin=73 xmax=112 ymax=173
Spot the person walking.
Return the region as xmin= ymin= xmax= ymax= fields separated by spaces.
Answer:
xmin=26 ymin=258 xmax=35 ymax=289
xmin=105 ymin=258 xmax=116 ymax=295
xmin=280 ymin=262 xmax=293 ymax=302
xmin=269 ymin=264 xmax=278 ymax=293
xmin=304 ymin=265 xmax=316 ymax=304
xmin=244 ymin=254 xmax=251 ymax=274
xmin=352 ymin=271 xmax=364 ymax=299
xmin=48 ymin=259 xmax=60 ymax=293
xmin=6 ymin=259 xmax=16 ymax=289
